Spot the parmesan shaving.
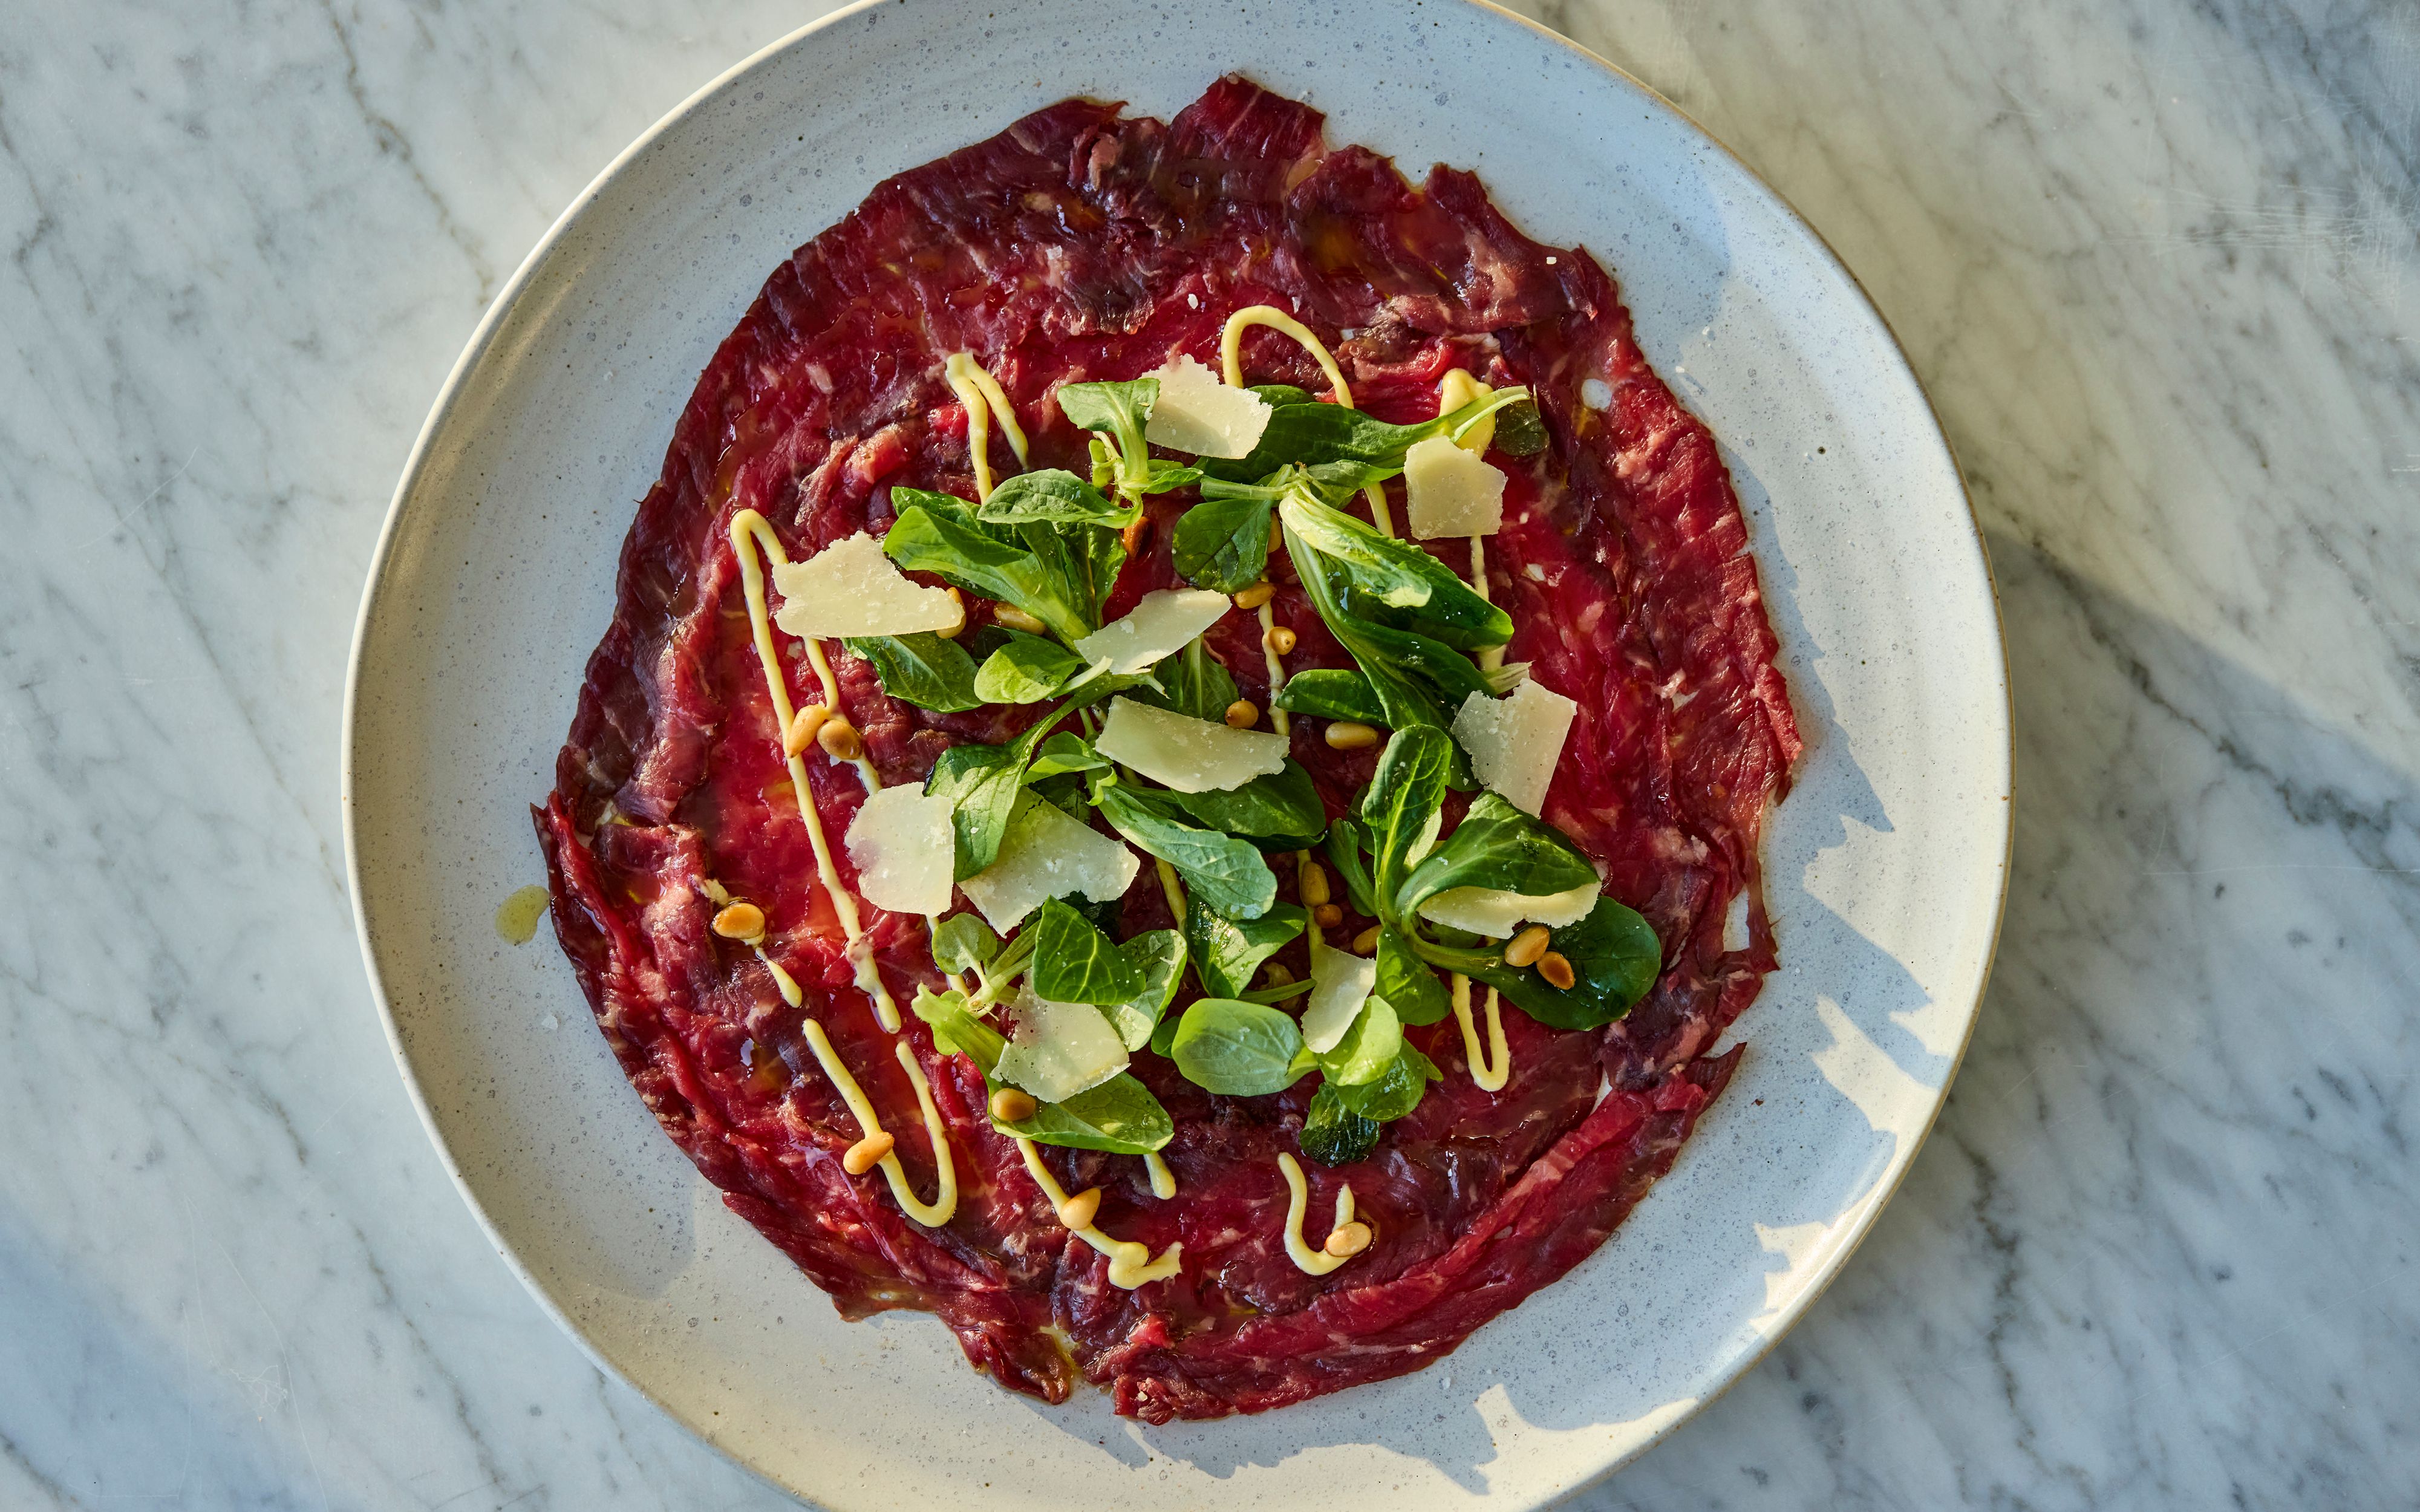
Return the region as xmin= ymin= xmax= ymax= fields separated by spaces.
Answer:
xmin=1071 ymin=587 xmax=1232 ymax=674
xmin=1093 ymin=697 xmax=1287 ymax=793
xmin=959 ymin=793 xmax=1141 ymax=933
xmin=844 ymin=785 xmax=958 ymax=916
xmin=1452 ymin=680 xmax=1577 ymax=816
xmin=1143 ymin=354 xmax=1273 ymax=458
xmin=771 ymin=533 xmax=964 ymax=639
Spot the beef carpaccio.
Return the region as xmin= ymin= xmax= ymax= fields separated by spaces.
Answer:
xmin=537 ymin=77 xmax=1800 ymax=1421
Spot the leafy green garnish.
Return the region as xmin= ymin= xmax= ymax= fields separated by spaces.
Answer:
xmin=1316 ymin=993 xmax=1403 ymax=1086
xmin=1359 ymin=726 xmax=1455 ymax=909
xmin=1374 ymin=924 xmax=1451 ymax=1026
xmin=1093 ymin=781 xmax=1277 ymax=921
xmin=843 ymin=633 xmax=983 ymax=713
xmin=1299 ymin=1083 xmax=1381 ymax=1166
xmin=910 ymin=986 xmax=1172 ymax=1153
xmin=924 ymin=709 xmax=1063 ymax=878
xmin=1463 ymin=893 xmax=1663 ymax=1030
xmin=1395 ymin=792 xmax=1599 ymax=922
xmin=1329 ymin=1043 xmax=1440 ymax=1121
xmin=975 ymin=630 xmax=1091 ymax=703
xmin=1205 ymin=385 xmax=1532 ymax=481
xmin=1492 ymin=396 xmax=1549 ymax=457
xmin=1171 ymin=493 xmax=1273 ymax=593
xmin=976 ymin=469 xmax=1136 ymax=529
xmin=1026 ymin=898 xmax=1145 ymax=1006
xmin=1163 ymin=760 xmax=1326 ymax=844
xmin=1101 ymin=930 xmax=1186 ymax=1051
xmin=1280 ymin=492 xmax=1512 ymax=651
xmin=1184 ymin=896 xmax=1307 ymax=999
xmin=1322 ymin=818 xmax=1380 ymax=917
xmin=1271 ymin=667 xmax=1388 ymax=725
xmin=1025 ymin=731 xmax=1109 ymax=779
xmin=1168 ymin=997 xmax=1309 ymax=1096
xmin=885 ymin=488 xmax=1103 ymax=647
xmin=929 ymin=913 xmax=1002 ymax=975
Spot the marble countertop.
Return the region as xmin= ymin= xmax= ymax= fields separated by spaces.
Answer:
xmin=3 ymin=0 xmax=2413 ymax=1507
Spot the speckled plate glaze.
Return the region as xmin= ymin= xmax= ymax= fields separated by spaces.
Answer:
xmin=344 ymin=2 xmax=2010 ymax=1505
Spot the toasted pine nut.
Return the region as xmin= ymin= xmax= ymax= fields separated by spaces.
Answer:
xmin=1313 ymin=903 xmax=1343 ymax=929
xmin=816 ymin=715 xmax=863 ymax=761
xmin=842 ymin=1131 xmax=895 ymax=1175
xmin=1261 ymin=962 xmax=1293 ymax=987
xmin=1352 ymin=925 xmax=1381 ymax=954
xmin=1057 ymin=1187 xmax=1103 ymax=1230
xmin=1268 ymin=517 xmax=1284 ymax=553
xmin=1323 ymin=1220 xmax=1373 ymax=1259
xmin=988 ymin=1087 xmax=1037 ymax=1123
xmin=1536 ymin=951 xmax=1577 ymax=990
xmin=1233 ymin=581 xmax=1276 ymax=611
xmin=934 ymin=586 xmax=967 ymax=639
xmin=1300 ymin=862 xmax=1331 ymax=907
xmin=1224 ymin=699 xmax=1260 ymax=730
xmin=1265 ymin=625 xmax=1298 ymax=655
xmin=1323 ymin=720 xmax=1379 ymax=751
xmin=711 ymin=902 xmax=766 ymax=940
xmin=994 ymin=604 xmax=1047 ymax=634
xmin=1504 ymin=924 xmax=1552 ymax=968
xmin=784 ymin=703 xmax=830 ymax=757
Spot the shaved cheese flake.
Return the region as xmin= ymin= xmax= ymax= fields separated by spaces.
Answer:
xmin=959 ymin=794 xmax=1141 ymax=933
xmin=994 ymin=989 xmax=1129 ymax=1103
xmin=771 ymin=532 xmax=964 ymax=639
xmin=1094 ymin=697 xmax=1287 ymax=793
xmin=1404 ymin=435 xmax=1507 ymax=539
xmin=1300 ymin=935 xmax=1376 ymax=1054
xmin=1143 ymin=354 xmax=1273 ymax=458
xmin=1072 ymin=588 xmax=1232 ymax=674
xmin=844 ymin=785 xmax=957 ymax=915
xmin=1452 ymin=680 xmax=1577 ymax=816
xmin=1420 ymin=877 xmax=1601 ymax=938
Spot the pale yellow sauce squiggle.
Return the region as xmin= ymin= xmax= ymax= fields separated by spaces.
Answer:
xmin=1142 ymin=1151 xmax=1178 ymax=1201
xmin=801 ymin=1020 xmax=958 ymax=1227
xmin=1219 ymin=304 xmax=1395 ymax=540
xmin=943 ymin=352 xmax=1028 ymax=502
xmin=1016 ymin=1138 xmax=1183 ymax=1289
xmin=1450 ymin=973 xmax=1511 ymax=1093
xmin=1276 ymin=1152 xmax=1363 ymax=1276
xmin=729 ymin=509 xmax=899 ymax=1031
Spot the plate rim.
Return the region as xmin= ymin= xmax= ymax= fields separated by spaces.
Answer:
xmin=341 ymin=0 xmax=2013 ymax=1501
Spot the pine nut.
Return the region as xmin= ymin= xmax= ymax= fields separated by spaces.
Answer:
xmin=1261 ymin=962 xmax=1293 ymax=987
xmin=1299 ymin=862 xmax=1331 ymax=907
xmin=1057 ymin=1187 xmax=1103 ymax=1230
xmin=1504 ymin=924 xmax=1551 ymax=968
xmin=1313 ymin=903 xmax=1343 ymax=930
xmin=1536 ymin=951 xmax=1576 ymax=990
xmin=1233 ymin=581 xmax=1275 ymax=611
xmin=1268 ymin=517 xmax=1284 ymax=553
xmin=1224 ymin=699 xmax=1260 ymax=730
xmin=933 ymin=586 xmax=967 ymax=639
xmin=711 ymin=902 xmax=766 ymax=941
xmin=1265 ymin=625 xmax=1298 ymax=655
xmin=1352 ymin=925 xmax=1381 ymax=954
xmin=988 ymin=1087 xmax=1037 ymax=1123
xmin=841 ymin=1131 xmax=895 ymax=1175
xmin=994 ymin=604 xmax=1047 ymax=634
xmin=1323 ymin=720 xmax=1379 ymax=751
xmin=1323 ymin=1220 xmax=1373 ymax=1258
xmin=816 ymin=715 xmax=863 ymax=761
xmin=784 ymin=703 xmax=830 ymax=757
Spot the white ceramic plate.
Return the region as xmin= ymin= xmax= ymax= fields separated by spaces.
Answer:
xmin=344 ymin=2 xmax=2009 ymax=1506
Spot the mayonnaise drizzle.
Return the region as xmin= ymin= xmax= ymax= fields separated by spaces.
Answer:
xmin=729 ymin=509 xmax=899 ymax=1031
xmin=1450 ymin=973 xmax=1512 ymax=1092
xmin=801 ymin=1020 xmax=959 ymax=1227
xmin=944 ymin=352 xmax=1028 ymax=502
xmin=1016 ymin=1138 xmax=1183 ymax=1289
xmin=1142 ymin=1151 xmax=1178 ymax=1201
xmin=1276 ymin=1152 xmax=1363 ymax=1276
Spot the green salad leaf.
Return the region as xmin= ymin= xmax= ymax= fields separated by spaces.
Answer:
xmin=1272 ymin=666 xmax=1388 ymax=725
xmin=1101 ymin=929 xmax=1186 ymax=1051
xmin=1184 ymin=896 xmax=1307 ymax=1000
xmin=1298 ymin=1083 xmax=1381 ymax=1167
xmin=1164 ymin=760 xmax=1326 ymax=844
xmin=1463 ymin=893 xmax=1664 ymax=1031
xmin=1093 ymin=781 xmax=1277 ymax=921
xmin=909 ymin=986 xmax=1175 ymax=1153
xmin=976 ymin=468 xmax=1135 ymax=529
xmin=1395 ymin=791 xmax=1599 ymax=921
xmin=1168 ymin=997 xmax=1309 ymax=1097
xmin=1026 ymin=898 xmax=1145 ymax=1006
xmin=843 ymin=633 xmax=983 ymax=713
xmin=976 ymin=630 xmax=1090 ymax=703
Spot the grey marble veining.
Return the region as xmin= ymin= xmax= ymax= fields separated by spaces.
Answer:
xmin=1 ymin=0 xmax=2413 ymax=1507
